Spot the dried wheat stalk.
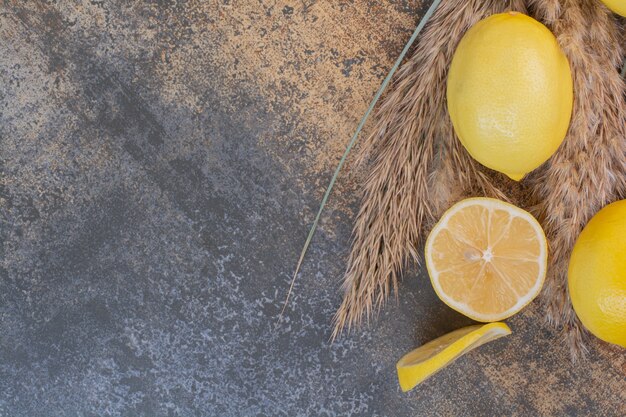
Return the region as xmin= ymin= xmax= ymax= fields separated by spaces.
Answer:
xmin=332 ymin=0 xmax=526 ymax=339
xmin=334 ymin=0 xmax=625 ymax=358
xmin=526 ymin=0 xmax=626 ymax=359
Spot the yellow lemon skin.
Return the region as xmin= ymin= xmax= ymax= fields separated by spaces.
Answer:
xmin=447 ymin=12 xmax=573 ymax=181
xmin=599 ymin=0 xmax=626 ymax=16
xmin=396 ymin=323 xmax=511 ymax=392
xmin=568 ymin=200 xmax=626 ymax=348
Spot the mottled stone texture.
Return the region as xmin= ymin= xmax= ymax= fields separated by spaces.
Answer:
xmin=0 ymin=1 xmax=624 ymax=416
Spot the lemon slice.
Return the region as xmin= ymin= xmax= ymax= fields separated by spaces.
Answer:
xmin=425 ymin=197 xmax=547 ymax=322
xmin=397 ymin=322 xmax=511 ymax=391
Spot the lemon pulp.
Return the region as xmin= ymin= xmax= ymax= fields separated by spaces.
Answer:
xmin=425 ymin=198 xmax=547 ymax=322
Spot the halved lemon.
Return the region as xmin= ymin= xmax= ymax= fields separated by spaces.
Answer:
xmin=397 ymin=322 xmax=511 ymax=391
xmin=425 ymin=198 xmax=547 ymax=322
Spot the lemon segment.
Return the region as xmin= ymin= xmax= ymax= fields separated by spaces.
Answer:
xmin=425 ymin=198 xmax=547 ymax=322
xmin=397 ymin=323 xmax=511 ymax=391
xmin=569 ymin=200 xmax=626 ymax=347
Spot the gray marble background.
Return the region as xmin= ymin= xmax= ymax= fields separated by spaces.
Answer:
xmin=1 ymin=1 xmax=624 ymax=416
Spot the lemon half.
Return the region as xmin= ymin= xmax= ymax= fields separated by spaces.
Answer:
xmin=425 ymin=198 xmax=547 ymax=322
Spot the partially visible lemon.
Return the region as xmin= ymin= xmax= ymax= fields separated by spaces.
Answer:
xmin=425 ymin=198 xmax=547 ymax=322
xmin=447 ymin=12 xmax=573 ymax=181
xmin=397 ymin=323 xmax=511 ymax=391
xmin=599 ymin=0 xmax=626 ymax=17
xmin=568 ymin=200 xmax=626 ymax=348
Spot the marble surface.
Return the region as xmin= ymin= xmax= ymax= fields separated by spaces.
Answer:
xmin=1 ymin=1 xmax=624 ymax=416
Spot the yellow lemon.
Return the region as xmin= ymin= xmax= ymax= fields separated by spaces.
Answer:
xmin=397 ymin=323 xmax=511 ymax=391
xmin=568 ymin=200 xmax=626 ymax=348
xmin=425 ymin=198 xmax=547 ymax=322
xmin=447 ymin=12 xmax=573 ymax=181
xmin=599 ymin=0 xmax=626 ymax=16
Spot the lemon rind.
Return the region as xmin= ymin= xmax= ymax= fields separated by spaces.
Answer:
xmin=396 ymin=322 xmax=511 ymax=392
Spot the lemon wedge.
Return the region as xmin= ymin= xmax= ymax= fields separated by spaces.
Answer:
xmin=396 ymin=322 xmax=511 ymax=391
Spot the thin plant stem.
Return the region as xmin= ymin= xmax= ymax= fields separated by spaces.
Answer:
xmin=278 ymin=0 xmax=444 ymax=321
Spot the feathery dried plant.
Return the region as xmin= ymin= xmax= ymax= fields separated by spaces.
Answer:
xmin=334 ymin=0 xmax=625 ymax=358
xmin=332 ymin=0 xmax=526 ymax=338
xmin=525 ymin=0 xmax=626 ymax=359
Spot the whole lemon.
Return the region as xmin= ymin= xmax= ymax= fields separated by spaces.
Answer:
xmin=569 ymin=200 xmax=626 ymax=348
xmin=599 ymin=0 xmax=626 ymax=17
xmin=447 ymin=12 xmax=573 ymax=181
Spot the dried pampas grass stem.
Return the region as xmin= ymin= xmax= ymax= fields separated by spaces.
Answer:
xmin=282 ymin=0 xmax=624 ymax=359
xmin=332 ymin=0 xmax=528 ymax=338
xmin=279 ymin=0 xmax=444 ymax=322
xmin=526 ymin=0 xmax=626 ymax=359
xmin=332 ymin=0 xmax=624 ymax=360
